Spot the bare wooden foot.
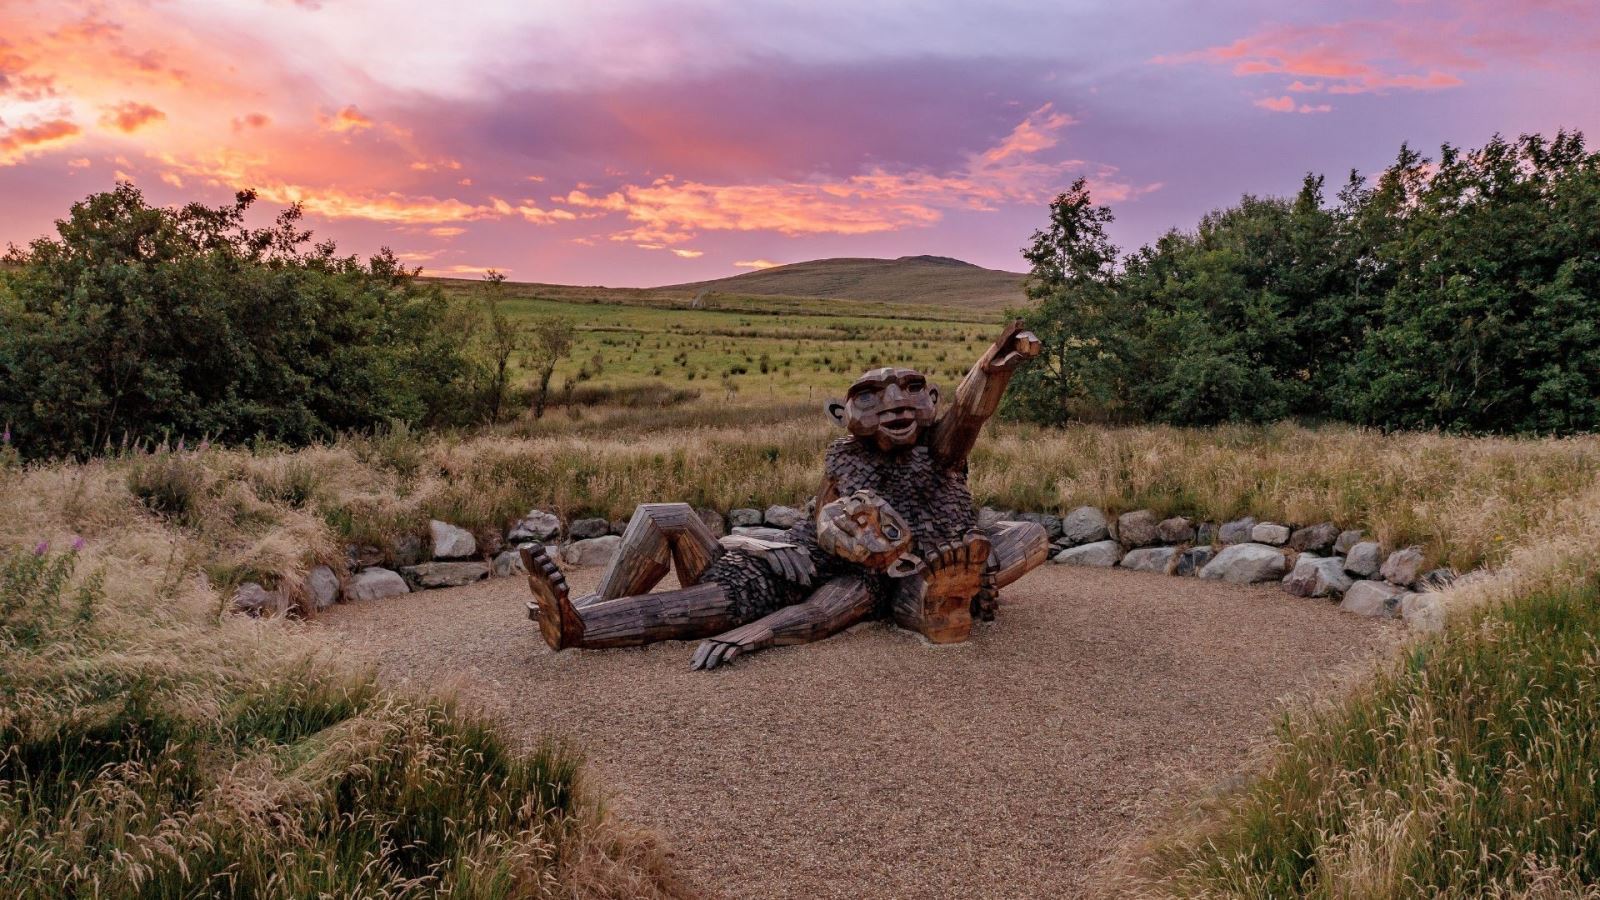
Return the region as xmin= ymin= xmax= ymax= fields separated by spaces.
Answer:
xmin=892 ymin=533 xmax=991 ymax=644
xmin=519 ymin=544 xmax=584 ymax=650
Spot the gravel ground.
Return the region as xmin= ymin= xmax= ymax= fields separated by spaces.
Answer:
xmin=320 ymin=564 xmax=1395 ymax=898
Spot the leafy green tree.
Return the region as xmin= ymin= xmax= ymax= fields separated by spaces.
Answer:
xmin=1002 ymin=177 xmax=1134 ymax=424
xmin=1008 ymin=131 xmax=1600 ymax=435
xmin=526 ymin=317 xmax=576 ymax=420
xmin=0 ymin=184 xmax=476 ymax=459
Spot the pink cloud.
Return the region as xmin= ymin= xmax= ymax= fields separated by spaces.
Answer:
xmin=0 ymin=119 xmax=81 ymax=164
xmin=556 ymin=104 xmax=1121 ymax=248
xmin=99 ymin=100 xmax=165 ymax=132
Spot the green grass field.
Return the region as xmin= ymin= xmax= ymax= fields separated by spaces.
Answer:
xmin=431 ymin=278 xmax=1008 ymax=401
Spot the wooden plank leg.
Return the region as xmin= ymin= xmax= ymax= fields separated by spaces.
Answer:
xmin=576 ymin=582 xmax=738 ymax=648
xmin=983 ymin=520 xmax=1050 ymax=589
xmin=595 ymin=502 xmax=723 ymax=601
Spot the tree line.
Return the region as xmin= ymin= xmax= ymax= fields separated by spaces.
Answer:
xmin=1005 ymin=131 xmax=1600 ymax=435
xmin=0 ymin=185 xmax=574 ymax=461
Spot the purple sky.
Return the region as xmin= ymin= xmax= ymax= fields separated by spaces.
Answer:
xmin=2 ymin=0 xmax=1596 ymax=285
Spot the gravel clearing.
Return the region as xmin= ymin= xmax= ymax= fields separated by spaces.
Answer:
xmin=321 ymin=564 xmax=1395 ymax=898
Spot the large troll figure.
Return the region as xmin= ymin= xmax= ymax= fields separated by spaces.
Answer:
xmin=520 ymin=320 xmax=1051 ymax=670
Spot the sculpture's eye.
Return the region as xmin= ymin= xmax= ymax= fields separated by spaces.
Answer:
xmin=906 ymin=379 xmax=924 ymax=393
xmin=883 ymin=523 xmax=901 ymax=541
xmin=855 ymin=390 xmax=878 ymax=407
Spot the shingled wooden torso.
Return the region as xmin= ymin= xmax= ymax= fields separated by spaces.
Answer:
xmin=702 ymin=436 xmax=976 ymax=620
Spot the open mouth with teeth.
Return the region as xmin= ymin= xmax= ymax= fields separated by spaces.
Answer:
xmin=877 ymin=409 xmax=920 ymax=441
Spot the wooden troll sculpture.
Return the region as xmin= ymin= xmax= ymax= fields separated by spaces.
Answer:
xmin=521 ymin=320 xmax=1051 ymax=669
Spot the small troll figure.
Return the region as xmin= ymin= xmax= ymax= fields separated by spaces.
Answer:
xmin=521 ymin=320 xmax=1051 ymax=669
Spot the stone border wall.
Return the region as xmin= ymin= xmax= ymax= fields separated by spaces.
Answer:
xmin=234 ymin=503 xmax=1466 ymax=632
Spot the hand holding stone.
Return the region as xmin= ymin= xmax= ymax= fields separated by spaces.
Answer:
xmin=818 ymin=489 xmax=913 ymax=570
xmin=983 ymin=319 xmax=1043 ymax=374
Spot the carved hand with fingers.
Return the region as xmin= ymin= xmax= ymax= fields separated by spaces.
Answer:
xmin=982 ymin=319 xmax=1043 ymax=374
xmin=817 ymin=489 xmax=917 ymax=573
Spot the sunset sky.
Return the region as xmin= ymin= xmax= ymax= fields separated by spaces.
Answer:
xmin=2 ymin=1 xmax=1596 ymax=286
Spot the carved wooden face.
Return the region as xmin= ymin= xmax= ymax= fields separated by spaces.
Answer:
xmin=825 ymin=367 xmax=939 ymax=451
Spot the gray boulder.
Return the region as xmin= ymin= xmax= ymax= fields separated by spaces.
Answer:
xmin=1250 ymin=522 xmax=1291 ymax=546
xmin=1116 ymin=509 xmax=1161 ymax=547
xmin=764 ymin=505 xmax=804 ymax=528
xmin=1018 ymin=512 xmax=1063 ymax=540
xmin=492 ymin=549 xmax=526 ymax=578
xmin=696 ymin=507 xmax=727 ymax=537
xmin=1157 ymin=516 xmax=1195 ymax=544
xmin=1121 ymin=546 xmax=1179 ymax=574
xmin=1176 ymin=545 xmax=1216 ymax=576
xmin=1344 ymin=541 xmax=1383 ymax=577
xmin=729 ymin=508 xmax=763 ymax=527
xmin=1289 ymin=522 xmax=1340 ymax=554
xmin=1400 ymin=592 xmax=1446 ymax=632
xmin=401 ymin=561 xmax=490 ymax=589
xmin=346 ymin=567 xmax=410 ymax=602
xmin=1333 ymin=529 xmax=1364 ymax=555
xmin=1380 ymin=546 xmax=1427 ymax=587
xmin=1282 ymin=555 xmax=1353 ymax=598
xmin=1219 ymin=517 xmax=1258 ymax=545
xmin=1195 ymin=522 xmax=1220 ymax=546
xmin=568 ymin=517 xmax=610 ymax=540
xmin=233 ymin=581 xmax=284 ymax=616
xmin=508 ymin=509 xmax=561 ymax=542
xmin=1200 ymin=543 xmax=1287 ymax=583
xmin=977 ymin=506 xmax=1006 ymax=529
xmin=1054 ymin=540 xmax=1122 ymax=567
xmin=348 ymin=544 xmax=384 ymax=569
xmin=1340 ymin=579 xmax=1404 ymax=618
xmin=306 ymin=565 xmax=340 ymax=610
xmin=562 ymin=535 xmax=622 ymax=567
xmin=1060 ymin=506 xmax=1109 ymax=544
xmin=429 ymin=520 xmax=477 ymax=560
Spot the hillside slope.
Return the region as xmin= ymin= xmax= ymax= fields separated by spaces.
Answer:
xmin=659 ymin=255 xmax=1027 ymax=310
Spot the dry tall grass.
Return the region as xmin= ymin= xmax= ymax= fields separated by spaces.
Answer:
xmin=0 ymin=454 xmax=686 ymax=898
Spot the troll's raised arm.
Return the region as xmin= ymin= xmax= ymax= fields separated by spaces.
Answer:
xmin=927 ymin=319 xmax=1041 ymax=470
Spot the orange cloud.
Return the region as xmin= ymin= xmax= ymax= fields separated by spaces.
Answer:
xmin=428 ymin=226 xmax=467 ymax=237
xmin=669 ymin=248 xmax=702 ymax=258
xmin=232 ymin=112 xmax=271 ymax=131
xmin=321 ymin=104 xmax=373 ymax=133
xmin=0 ymin=119 xmax=82 ymax=165
xmin=734 ymin=259 xmax=780 ymax=269
xmin=99 ymin=100 xmax=165 ymax=132
xmin=559 ymin=104 xmax=1112 ymax=245
xmin=1255 ymin=95 xmax=1333 ymax=114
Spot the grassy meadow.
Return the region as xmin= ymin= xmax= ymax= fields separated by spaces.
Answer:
xmin=7 ymin=280 xmax=1600 ymax=896
xmin=433 ymin=278 xmax=1001 ymax=400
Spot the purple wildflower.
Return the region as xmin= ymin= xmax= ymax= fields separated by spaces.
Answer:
xmin=198 ymin=439 xmax=210 ymax=452
xmin=177 ymin=437 xmax=186 ymax=452
xmin=71 ymin=536 xmax=86 ymax=552
xmin=33 ymin=541 xmax=48 ymax=556
xmin=2 ymin=424 xmax=10 ymax=444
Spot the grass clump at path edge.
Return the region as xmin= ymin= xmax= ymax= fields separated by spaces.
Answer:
xmin=0 ymin=543 xmax=682 ymax=898
xmin=1127 ymin=583 xmax=1600 ymax=898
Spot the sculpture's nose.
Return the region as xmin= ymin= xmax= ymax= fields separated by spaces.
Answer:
xmin=881 ymin=383 xmax=908 ymax=407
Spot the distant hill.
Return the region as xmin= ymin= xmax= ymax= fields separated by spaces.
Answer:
xmin=658 ymin=255 xmax=1028 ymax=310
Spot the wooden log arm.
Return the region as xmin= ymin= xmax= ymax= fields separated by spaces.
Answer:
xmin=690 ymin=575 xmax=875 ymax=670
xmin=927 ymin=319 xmax=1042 ymax=469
